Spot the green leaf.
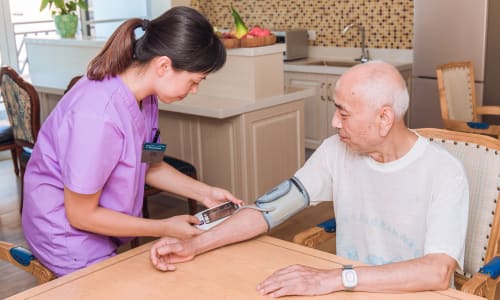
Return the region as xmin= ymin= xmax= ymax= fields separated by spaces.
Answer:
xmin=53 ymin=0 xmax=65 ymax=10
xmin=40 ymin=0 xmax=49 ymax=11
xmin=77 ymin=0 xmax=88 ymax=10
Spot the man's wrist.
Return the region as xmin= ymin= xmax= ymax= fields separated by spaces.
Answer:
xmin=341 ymin=265 xmax=358 ymax=290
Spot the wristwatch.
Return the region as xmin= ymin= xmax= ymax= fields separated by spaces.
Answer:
xmin=341 ymin=265 xmax=358 ymax=290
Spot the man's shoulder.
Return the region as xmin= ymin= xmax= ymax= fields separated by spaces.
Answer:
xmin=321 ymin=134 xmax=344 ymax=149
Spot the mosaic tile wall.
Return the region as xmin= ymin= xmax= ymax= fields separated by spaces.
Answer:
xmin=192 ymin=0 xmax=413 ymax=49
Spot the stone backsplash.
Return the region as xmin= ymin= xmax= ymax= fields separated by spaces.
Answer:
xmin=191 ymin=0 xmax=413 ymax=49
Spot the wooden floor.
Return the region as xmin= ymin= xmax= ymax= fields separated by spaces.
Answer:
xmin=0 ymin=155 xmax=334 ymax=299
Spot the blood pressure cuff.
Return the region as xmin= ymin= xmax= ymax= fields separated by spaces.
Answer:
xmin=254 ymin=177 xmax=310 ymax=230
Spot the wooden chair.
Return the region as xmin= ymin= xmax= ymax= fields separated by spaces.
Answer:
xmin=0 ymin=66 xmax=41 ymax=214
xmin=293 ymin=128 xmax=500 ymax=299
xmin=436 ymin=61 xmax=500 ymax=138
xmin=0 ymin=241 xmax=55 ymax=284
xmin=0 ymin=119 xmax=19 ymax=176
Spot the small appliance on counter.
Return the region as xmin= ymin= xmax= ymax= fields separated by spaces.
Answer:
xmin=272 ymin=29 xmax=309 ymax=61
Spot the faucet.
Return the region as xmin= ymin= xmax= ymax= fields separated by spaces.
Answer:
xmin=342 ymin=23 xmax=370 ymax=63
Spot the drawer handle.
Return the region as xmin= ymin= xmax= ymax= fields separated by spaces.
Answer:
xmin=326 ymin=83 xmax=333 ymax=102
xmin=320 ymin=82 xmax=326 ymax=101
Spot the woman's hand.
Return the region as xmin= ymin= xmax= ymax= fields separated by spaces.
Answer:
xmin=161 ymin=215 xmax=203 ymax=239
xmin=150 ymin=236 xmax=195 ymax=271
xmin=200 ymin=186 xmax=243 ymax=208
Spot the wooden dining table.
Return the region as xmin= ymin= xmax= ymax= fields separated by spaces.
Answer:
xmin=8 ymin=236 xmax=483 ymax=299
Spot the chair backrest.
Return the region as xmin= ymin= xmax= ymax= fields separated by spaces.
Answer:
xmin=64 ymin=75 xmax=83 ymax=95
xmin=0 ymin=66 xmax=40 ymax=149
xmin=416 ymin=128 xmax=500 ymax=279
xmin=436 ymin=61 xmax=478 ymax=124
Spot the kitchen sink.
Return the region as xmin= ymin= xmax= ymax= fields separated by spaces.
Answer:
xmin=303 ymin=60 xmax=360 ymax=67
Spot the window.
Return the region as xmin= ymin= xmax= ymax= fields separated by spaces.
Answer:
xmin=1 ymin=0 xmax=170 ymax=76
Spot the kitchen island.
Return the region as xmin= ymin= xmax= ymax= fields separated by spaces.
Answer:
xmin=25 ymin=37 xmax=313 ymax=202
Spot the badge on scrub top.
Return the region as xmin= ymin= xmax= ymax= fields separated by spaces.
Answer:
xmin=141 ymin=130 xmax=166 ymax=163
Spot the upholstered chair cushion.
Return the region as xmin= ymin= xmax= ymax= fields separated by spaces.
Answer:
xmin=441 ymin=66 xmax=475 ymax=122
xmin=0 ymin=75 xmax=35 ymax=145
xmin=425 ymin=135 xmax=500 ymax=277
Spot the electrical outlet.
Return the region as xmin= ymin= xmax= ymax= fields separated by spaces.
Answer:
xmin=307 ymin=30 xmax=316 ymax=41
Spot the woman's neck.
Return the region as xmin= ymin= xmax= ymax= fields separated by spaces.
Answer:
xmin=119 ymin=66 xmax=152 ymax=103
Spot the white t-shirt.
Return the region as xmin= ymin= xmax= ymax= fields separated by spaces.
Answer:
xmin=295 ymin=134 xmax=469 ymax=269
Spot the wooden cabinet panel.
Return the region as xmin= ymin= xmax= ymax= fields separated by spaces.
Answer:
xmin=196 ymin=117 xmax=243 ymax=198
xmin=158 ymin=111 xmax=196 ymax=163
xmin=242 ymin=100 xmax=305 ymax=201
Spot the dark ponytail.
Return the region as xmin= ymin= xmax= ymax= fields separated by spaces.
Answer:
xmin=87 ymin=19 xmax=142 ymax=81
xmin=87 ymin=7 xmax=226 ymax=81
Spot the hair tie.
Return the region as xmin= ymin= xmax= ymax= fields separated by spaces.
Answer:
xmin=142 ymin=19 xmax=150 ymax=31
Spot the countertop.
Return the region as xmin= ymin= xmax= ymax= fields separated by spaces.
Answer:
xmin=284 ymin=57 xmax=412 ymax=75
xmin=283 ymin=47 xmax=413 ymax=75
xmin=158 ymin=87 xmax=315 ymax=119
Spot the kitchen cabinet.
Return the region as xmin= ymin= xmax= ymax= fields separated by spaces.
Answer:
xmin=285 ymin=72 xmax=339 ymax=149
xmin=158 ymin=99 xmax=305 ymax=202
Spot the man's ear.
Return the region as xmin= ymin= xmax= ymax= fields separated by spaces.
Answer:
xmin=154 ymin=56 xmax=173 ymax=76
xmin=378 ymin=106 xmax=394 ymax=136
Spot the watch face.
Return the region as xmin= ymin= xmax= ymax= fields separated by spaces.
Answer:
xmin=342 ymin=269 xmax=358 ymax=289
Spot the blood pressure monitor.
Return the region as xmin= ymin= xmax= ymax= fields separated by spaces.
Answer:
xmin=194 ymin=177 xmax=310 ymax=231
xmin=195 ymin=201 xmax=241 ymax=230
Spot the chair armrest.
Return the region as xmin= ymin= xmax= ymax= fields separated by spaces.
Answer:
xmin=462 ymin=256 xmax=500 ymax=299
xmin=442 ymin=120 xmax=500 ymax=139
xmin=476 ymin=106 xmax=500 ymax=116
xmin=0 ymin=241 xmax=55 ymax=284
xmin=292 ymin=218 xmax=336 ymax=249
xmin=480 ymin=256 xmax=500 ymax=279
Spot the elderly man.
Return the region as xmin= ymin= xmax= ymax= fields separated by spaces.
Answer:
xmin=150 ymin=61 xmax=469 ymax=297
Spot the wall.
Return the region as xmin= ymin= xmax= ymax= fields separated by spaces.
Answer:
xmin=192 ymin=0 xmax=413 ymax=49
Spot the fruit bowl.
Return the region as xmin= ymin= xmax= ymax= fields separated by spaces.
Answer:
xmin=221 ymin=38 xmax=240 ymax=49
xmin=240 ymin=34 xmax=276 ymax=48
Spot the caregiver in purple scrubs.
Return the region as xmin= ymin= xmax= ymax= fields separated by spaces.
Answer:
xmin=21 ymin=6 xmax=240 ymax=276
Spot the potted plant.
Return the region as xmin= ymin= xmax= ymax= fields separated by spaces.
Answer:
xmin=40 ymin=0 xmax=88 ymax=38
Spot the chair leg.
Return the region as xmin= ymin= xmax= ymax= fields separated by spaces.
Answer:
xmin=10 ymin=148 xmax=19 ymax=176
xmin=142 ymin=196 xmax=150 ymax=218
xmin=186 ymin=170 xmax=199 ymax=215
xmin=188 ymin=199 xmax=198 ymax=215
xmin=19 ymin=164 xmax=25 ymax=215
xmin=130 ymin=238 xmax=140 ymax=248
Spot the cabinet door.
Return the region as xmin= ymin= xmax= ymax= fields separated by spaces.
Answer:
xmin=158 ymin=111 xmax=197 ymax=163
xmin=326 ymin=75 xmax=340 ymax=137
xmin=194 ymin=116 xmax=243 ymax=198
xmin=285 ymin=72 xmax=329 ymax=149
xmin=241 ymin=100 xmax=305 ymax=201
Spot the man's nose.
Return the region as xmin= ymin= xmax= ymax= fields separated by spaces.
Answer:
xmin=332 ymin=110 xmax=342 ymax=129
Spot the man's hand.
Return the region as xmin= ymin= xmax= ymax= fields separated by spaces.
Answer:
xmin=150 ymin=237 xmax=195 ymax=271
xmin=256 ymin=265 xmax=341 ymax=298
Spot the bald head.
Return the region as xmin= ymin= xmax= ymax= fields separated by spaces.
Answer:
xmin=335 ymin=60 xmax=409 ymax=119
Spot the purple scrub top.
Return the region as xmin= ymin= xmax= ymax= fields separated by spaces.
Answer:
xmin=22 ymin=76 xmax=159 ymax=276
